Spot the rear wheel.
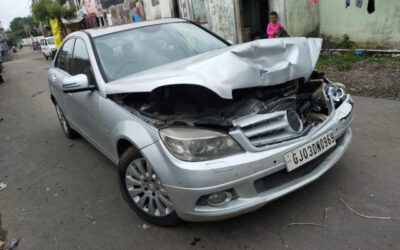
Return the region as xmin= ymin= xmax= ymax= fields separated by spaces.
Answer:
xmin=44 ymin=53 xmax=49 ymax=60
xmin=55 ymin=103 xmax=78 ymax=139
xmin=119 ymin=147 xmax=181 ymax=226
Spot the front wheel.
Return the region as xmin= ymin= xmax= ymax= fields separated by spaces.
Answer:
xmin=55 ymin=103 xmax=78 ymax=139
xmin=119 ymin=147 xmax=181 ymax=226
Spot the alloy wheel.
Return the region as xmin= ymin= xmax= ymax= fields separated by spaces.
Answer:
xmin=125 ymin=158 xmax=174 ymax=217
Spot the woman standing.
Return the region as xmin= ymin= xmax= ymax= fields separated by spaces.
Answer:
xmin=266 ymin=11 xmax=282 ymax=38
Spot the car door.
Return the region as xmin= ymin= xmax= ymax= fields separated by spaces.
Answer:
xmin=64 ymin=38 xmax=104 ymax=146
xmin=50 ymin=38 xmax=75 ymax=117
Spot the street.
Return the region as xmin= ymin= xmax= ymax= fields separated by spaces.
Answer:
xmin=0 ymin=49 xmax=399 ymax=249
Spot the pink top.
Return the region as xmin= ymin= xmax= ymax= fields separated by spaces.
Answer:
xmin=267 ymin=22 xmax=282 ymax=38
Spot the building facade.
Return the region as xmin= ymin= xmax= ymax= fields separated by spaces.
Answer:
xmin=57 ymin=0 xmax=400 ymax=49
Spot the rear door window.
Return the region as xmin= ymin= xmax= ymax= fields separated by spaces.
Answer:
xmin=55 ymin=38 xmax=75 ymax=73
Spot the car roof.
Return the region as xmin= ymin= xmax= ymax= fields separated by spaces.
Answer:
xmin=84 ymin=18 xmax=187 ymax=38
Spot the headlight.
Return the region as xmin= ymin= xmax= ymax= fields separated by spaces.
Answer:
xmin=159 ymin=127 xmax=243 ymax=162
xmin=326 ymin=85 xmax=346 ymax=103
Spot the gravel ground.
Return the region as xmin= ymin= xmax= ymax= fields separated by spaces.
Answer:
xmin=318 ymin=55 xmax=400 ymax=101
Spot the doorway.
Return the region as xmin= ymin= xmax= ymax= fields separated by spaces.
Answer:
xmin=240 ymin=0 xmax=269 ymax=42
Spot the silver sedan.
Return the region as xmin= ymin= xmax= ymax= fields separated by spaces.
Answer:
xmin=48 ymin=18 xmax=353 ymax=225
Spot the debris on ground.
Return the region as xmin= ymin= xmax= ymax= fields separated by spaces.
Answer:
xmin=142 ymin=224 xmax=149 ymax=230
xmin=0 ymin=117 xmax=3 ymax=122
xmin=7 ymin=238 xmax=18 ymax=250
xmin=190 ymin=237 xmax=201 ymax=246
xmin=86 ymin=215 xmax=96 ymax=225
xmin=31 ymin=91 xmax=44 ymax=98
xmin=68 ymin=143 xmax=74 ymax=147
xmin=339 ymin=198 xmax=391 ymax=220
xmin=280 ymin=208 xmax=331 ymax=247
xmin=0 ymin=183 xmax=7 ymax=192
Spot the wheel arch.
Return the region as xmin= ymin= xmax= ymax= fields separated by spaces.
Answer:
xmin=117 ymin=138 xmax=139 ymax=160
xmin=50 ymin=94 xmax=56 ymax=105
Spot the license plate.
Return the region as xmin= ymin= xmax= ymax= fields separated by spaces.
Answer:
xmin=284 ymin=130 xmax=336 ymax=172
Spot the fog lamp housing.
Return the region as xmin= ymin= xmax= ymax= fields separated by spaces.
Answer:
xmin=207 ymin=191 xmax=233 ymax=207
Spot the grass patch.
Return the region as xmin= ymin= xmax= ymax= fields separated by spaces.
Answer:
xmin=367 ymin=57 xmax=384 ymax=63
xmin=317 ymin=53 xmax=362 ymax=70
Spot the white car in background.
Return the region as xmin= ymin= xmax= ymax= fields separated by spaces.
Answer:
xmin=40 ymin=37 xmax=57 ymax=60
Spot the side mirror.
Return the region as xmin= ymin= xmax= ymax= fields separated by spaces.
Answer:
xmin=227 ymin=40 xmax=234 ymax=45
xmin=62 ymin=74 xmax=95 ymax=93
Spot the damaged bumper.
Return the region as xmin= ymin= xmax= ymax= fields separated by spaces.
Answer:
xmin=140 ymin=95 xmax=354 ymax=221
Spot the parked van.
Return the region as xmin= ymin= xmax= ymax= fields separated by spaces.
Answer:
xmin=40 ymin=37 xmax=57 ymax=60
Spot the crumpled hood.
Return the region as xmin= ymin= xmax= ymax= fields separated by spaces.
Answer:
xmin=105 ymin=37 xmax=322 ymax=99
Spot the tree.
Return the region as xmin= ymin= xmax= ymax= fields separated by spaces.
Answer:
xmin=32 ymin=0 xmax=76 ymax=23
xmin=32 ymin=0 xmax=76 ymax=41
xmin=9 ymin=16 xmax=41 ymax=39
xmin=5 ymin=31 xmax=20 ymax=47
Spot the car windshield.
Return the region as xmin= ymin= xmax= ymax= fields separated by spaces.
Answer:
xmin=93 ymin=22 xmax=228 ymax=81
xmin=47 ymin=38 xmax=55 ymax=45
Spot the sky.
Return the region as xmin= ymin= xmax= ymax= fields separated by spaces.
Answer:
xmin=0 ymin=0 xmax=31 ymax=30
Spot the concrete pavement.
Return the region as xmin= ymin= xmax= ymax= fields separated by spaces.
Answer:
xmin=0 ymin=49 xmax=399 ymax=250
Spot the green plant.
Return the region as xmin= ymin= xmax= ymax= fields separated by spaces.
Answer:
xmin=367 ymin=57 xmax=384 ymax=63
xmin=316 ymin=53 xmax=362 ymax=70
xmin=337 ymin=34 xmax=358 ymax=49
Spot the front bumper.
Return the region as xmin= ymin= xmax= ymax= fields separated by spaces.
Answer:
xmin=141 ymin=95 xmax=354 ymax=221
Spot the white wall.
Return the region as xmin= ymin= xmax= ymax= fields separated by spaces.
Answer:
xmin=205 ymin=0 xmax=237 ymax=43
xmin=143 ymin=0 xmax=174 ymax=20
xmin=319 ymin=0 xmax=400 ymax=49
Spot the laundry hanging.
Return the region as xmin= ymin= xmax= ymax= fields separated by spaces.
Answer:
xmin=355 ymin=0 xmax=363 ymax=8
xmin=346 ymin=0 xmax=350 ymax=8
xmin=367 ymin=0 xmax=375 ymax=14
xmin=311 ymin=0 xmax=319 ymax=6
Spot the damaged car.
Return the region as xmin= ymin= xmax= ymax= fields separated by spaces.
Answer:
xmin=48 ymin=18 xmax=353 ymax=226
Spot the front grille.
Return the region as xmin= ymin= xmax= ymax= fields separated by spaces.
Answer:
xmin=232 ymin=110 xmax=303 ymax=147
xmin=253 ymin=135 xmax=343 ymax=193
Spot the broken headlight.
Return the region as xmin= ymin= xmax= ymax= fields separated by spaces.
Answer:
xmin=159 ymin=127 xmax=243 ymax=162
xmin=326 ymin=85 xmax=346 ymax=103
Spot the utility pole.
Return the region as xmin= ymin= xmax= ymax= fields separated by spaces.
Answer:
xmin=23 ymin=24 xmax=33 ymax=49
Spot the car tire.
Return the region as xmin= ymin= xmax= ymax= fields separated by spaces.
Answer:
xmin=119 ymin=147 xmax=181 ymax=226
xmin=55 ymin=103 xmax=79 ymax=139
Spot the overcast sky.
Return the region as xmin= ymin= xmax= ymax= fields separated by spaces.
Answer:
xmin=0 ymin=0 xmax=31 ymax=30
